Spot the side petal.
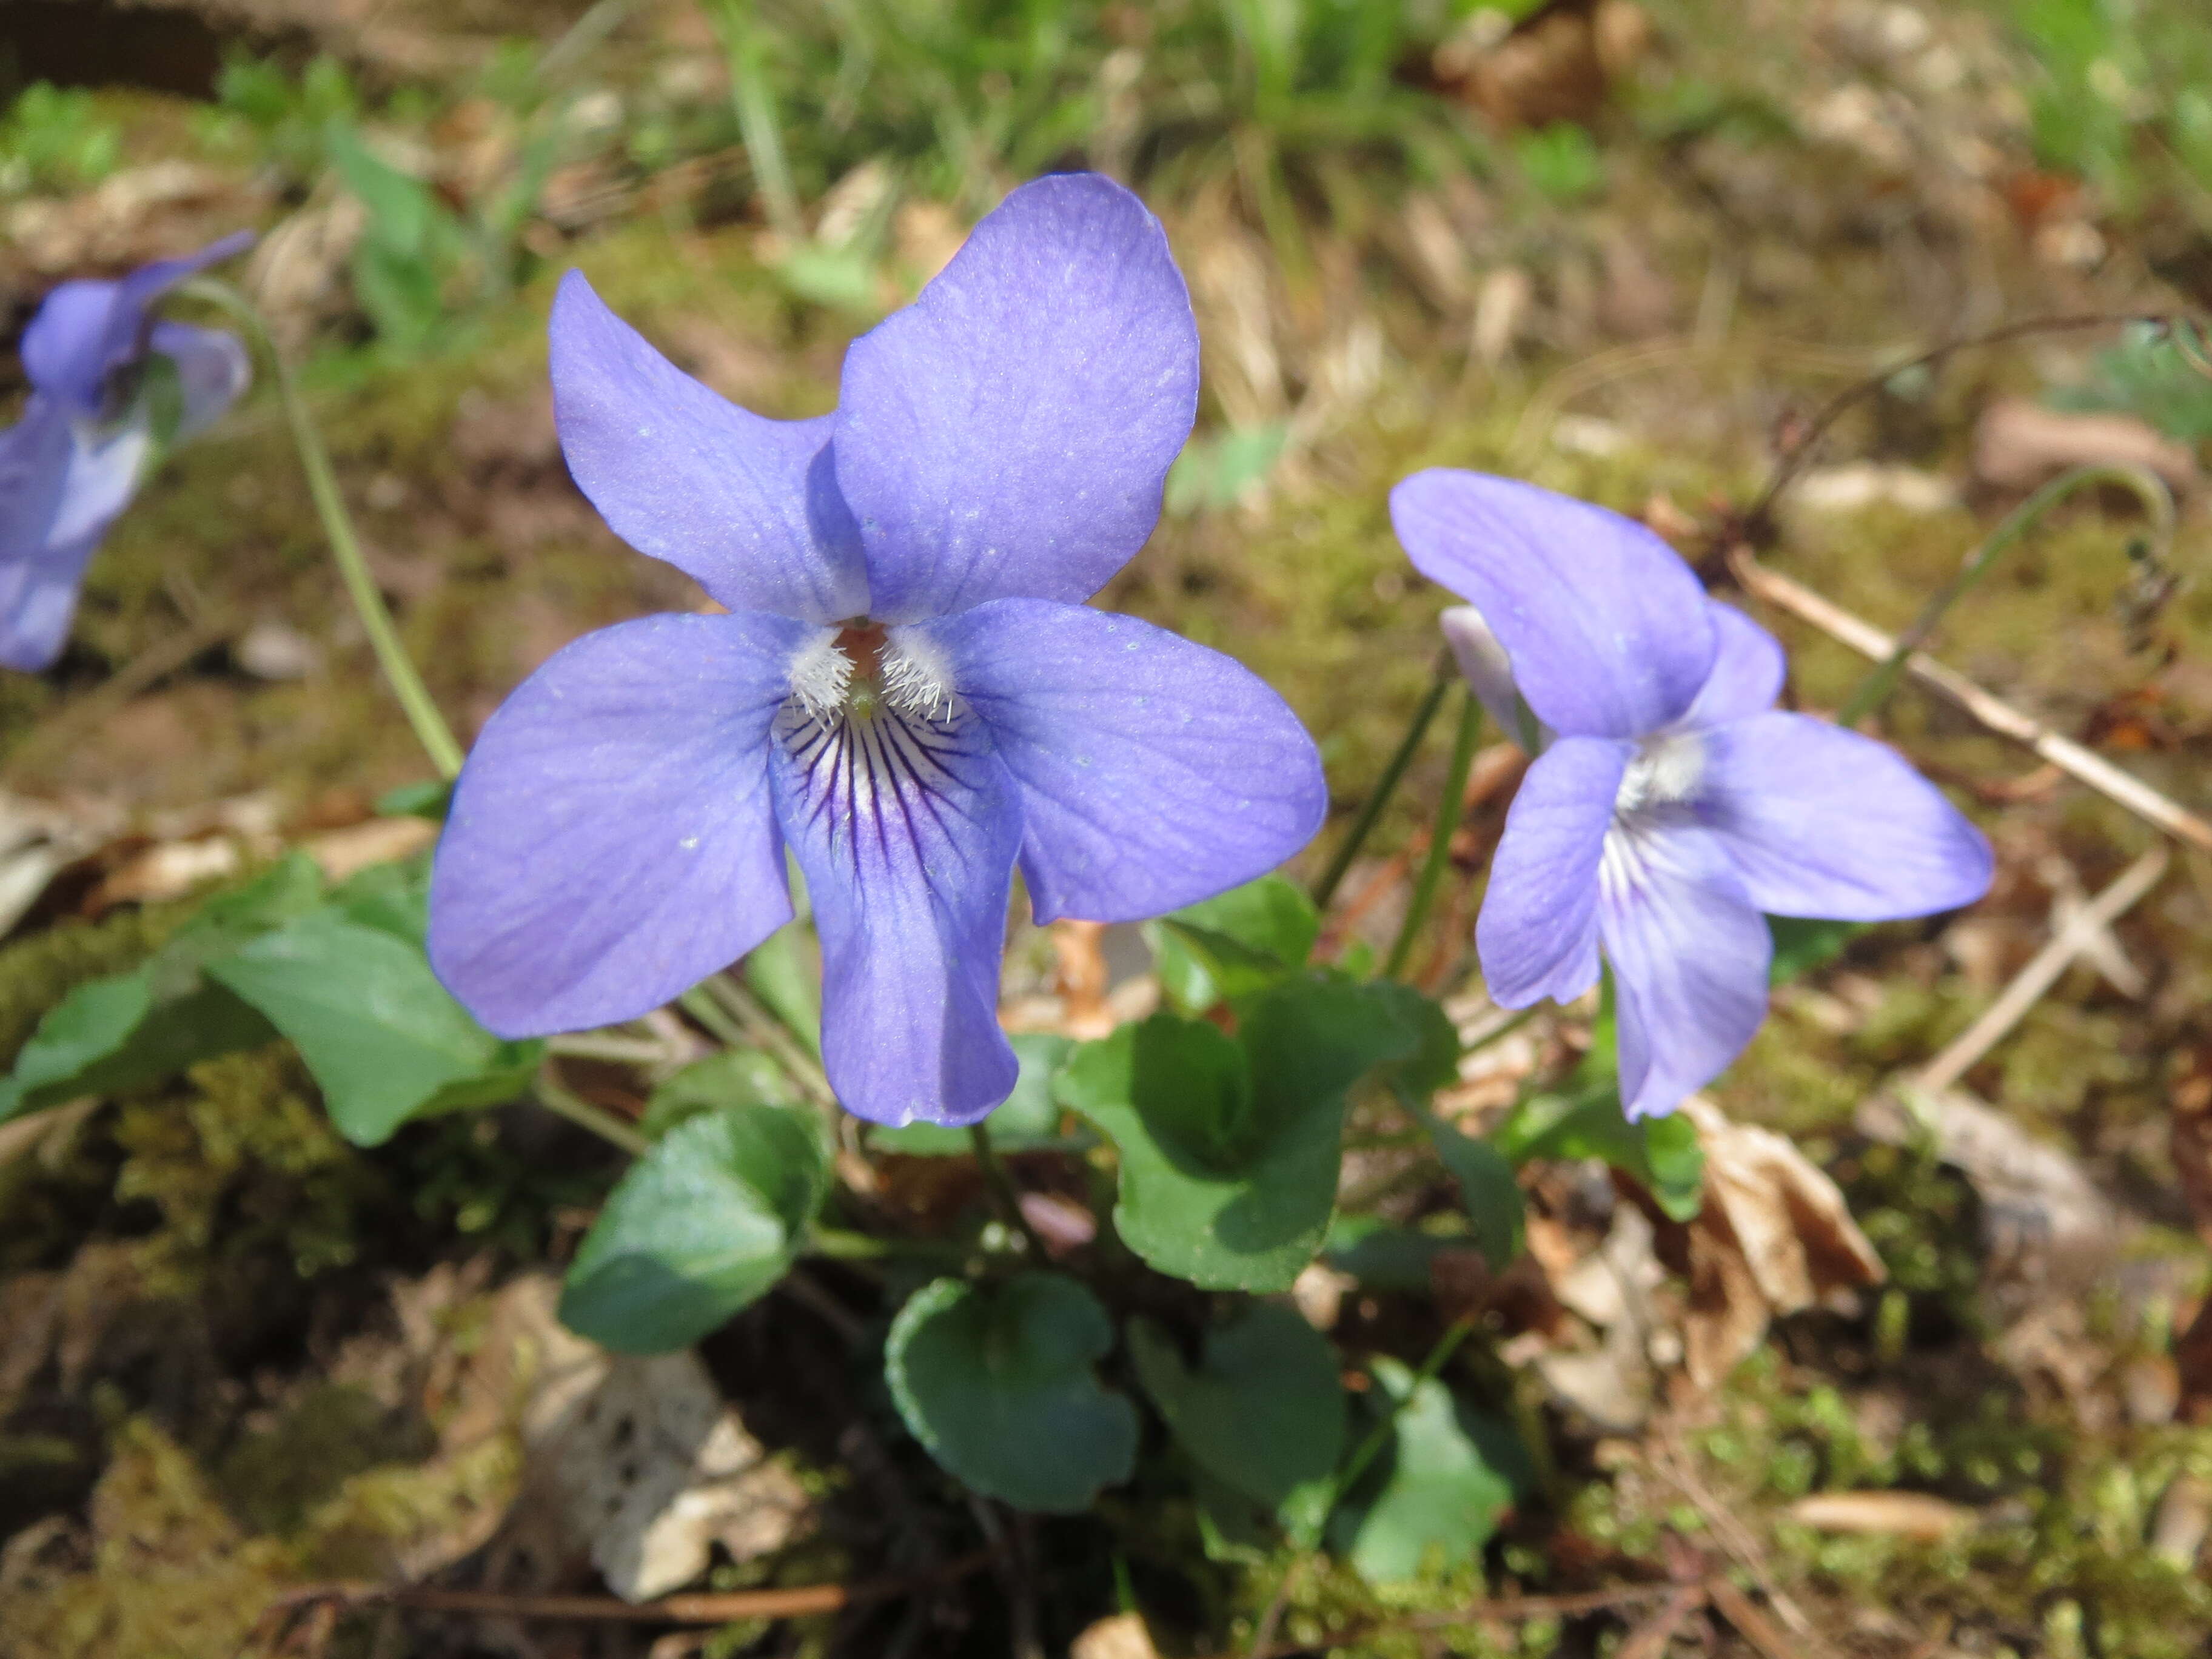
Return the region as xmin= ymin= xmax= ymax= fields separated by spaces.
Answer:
xmin=1598 ymin=819 xmax=1772 ymax=1120
xmin=1476 ymin=735 xmax=1631 ymax=1007
xmin=549 ymin=270 xmax=868 ymax=623
xmin=919 ymin=598 xmax=1325 ymax=923
xmin=428 ymin=611 xmax=806 ymax=1037
xmin=834 ymin=173 xmax=1199 ymax=621
xmin=1677 ymin=601 xmax=1784 ymax=729
xmin=22 ymin=232 xmax=255 ymax=412
xmin=1695 ymin=711 xmax=1994 ymax=919
xmin=769 ymin=702 xmax=1023 ymax=1127
xmin=0 ymin=402 xmax=88 ymax=671
xmin=1390 ymin=470 xmax=1715 ymax=739
xmin=148 ymin=321 xmax=252 ymax=439
xmin=0 ymin=404 xmax=153 ymax=672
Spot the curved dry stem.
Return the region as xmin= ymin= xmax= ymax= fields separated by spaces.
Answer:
xmin=1835 ymin=461 xmax=2177 ymax=726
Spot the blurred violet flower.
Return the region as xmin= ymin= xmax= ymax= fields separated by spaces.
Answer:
xmin=429 ymin=173 xmax=1325 ymax=1127
xmin=1391 ymin=470 xmax=1992 ymax=1120
xmin=0 ymin=233 xmax=255 ymax=670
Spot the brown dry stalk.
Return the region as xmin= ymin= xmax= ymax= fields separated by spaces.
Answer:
xmin=1615 ymin=1584 xmax=1709 ymax=1659
xmin=1702 ymin=1576 xmax=1800 ymax=1659
xmin=1729 ymin=549 xmax=2212 ymax=855
xmin=1917 ymin=841 xmax=2171 ymax=1094
xmin=263 ymin=1549 xmax=993 ymax=1631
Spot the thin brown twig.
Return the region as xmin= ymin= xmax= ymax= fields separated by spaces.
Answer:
xmin=1646 ymin=1435 xmax=1830 ymax=1654
xmin=262 ymin=1549 xmax=993 ymax=1632
xmin=1617 ymin=1584 xmax=1707 ymax=1659
xmin=1917 ymin=842 xmax=2171 ymax=1094
xmin=1703 ymin=1577 xmax=1801 ymax=1659
xmin=1247 ymin=1553 xmax=1309 ymax=1659
xmin=1729 ymin=549 xmax=2212 ymax=856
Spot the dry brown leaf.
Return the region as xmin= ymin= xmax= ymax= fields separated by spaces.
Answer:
xmin=89 ymin=837 xmax=244 ymax=910
xmin=1788 ymin=1490 xmax=1974 ymax=1539
xmin=1672 ymin=1096 xmax=1885 ymax=1388
xmin=1681 ymin=1096 xmax=1885 ymax=1310
xmin=1971 ymin=398 xmax=2198 ymax=497
xmin=301 ymin=815 xmax=440 ymax=883
xmin=1861 ymin=1087 xmax=2120 ymax=1287
xmin=1071 ymin=1612 xmax=1162 ymax=1659
xmin=1443 ymin=0 xmax=1650 ymax=130
xmin=2171 ymin=1050 xmax=2212 ymax=1250
xmin=2176 ymin=1295 xmax=2212 ymax=1424
xmin=1052 ymin=919 xmax=1114 ymax=1039
xmin=500 ymin=1276 xmax=810 ymax=1602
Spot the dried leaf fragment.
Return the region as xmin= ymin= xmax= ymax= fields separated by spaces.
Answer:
xmin=1788 ymin=1490 xmax=1974 ymax=1539
xmin=1673 ymin=1096 xmax=1885 ymax=1387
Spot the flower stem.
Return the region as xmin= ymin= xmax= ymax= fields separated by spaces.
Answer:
xmin=1835 ymin=461 xmax=2174 ymax=727
xmin=1312 ymin=646 xmax=1455 ymax=911
xmin=969 ymin=1119 xmax=1050 ymax=1259
xmin=808 ymin=1225 xmax=968 ymax=1265
xmin=705 ymin=970 xmax=837 ymax=1110
xmin=534 ymin=1071 xmax=649 ymax=1157
xmin=179 ymin=277 xmax=464 ymax=780
xmin=1384 ymin=685 xmax=1483 ymax=980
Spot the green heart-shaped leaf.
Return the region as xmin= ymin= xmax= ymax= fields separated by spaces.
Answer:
xmin=1425 ymin=1117 xmax=1524 ymax=1270
xmin=1128 ymin=1304 xmax=1344 ymax=1512
xmin=640 ymin=1048 xmax=803 ymax=1141
xmin=1151 ymin=874 xmax=1319 ymax=1011
xmin=1332 ymin=1358 xmax=1529 ymax=1584
xmin=1061 ymin=974 xmax=1427 ymax=1291
xmin=871 ymin=1033 xmax=1080 ymax=1155
xmin=0 ymin=855 xmax=326 ymax=1124
xmin=560 ymin=1104 xmax=828 ymax=1353
xmin=885 ymin=1273 xmax=1137 ymax=1513
xmin=208 ymin=908 xmax=540 ymax=1147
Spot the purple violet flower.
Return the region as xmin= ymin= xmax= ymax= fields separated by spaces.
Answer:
xmin=428 ymin=173 xmax=1326 ymax=1127
xmin=1 ymin=233 xmax=255 ymax=671
xmin=1391 ymin=469 xmax=1994 ymax=1120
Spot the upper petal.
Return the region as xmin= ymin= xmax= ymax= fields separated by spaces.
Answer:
xmin=22 ymin=232 xmax=254 ymax=412
xmin=1598 ymin=817 xmax=1771 ymax=1120
xmin=1390 ymin=471 xmax=1715 ymax=739
xmin=549 ymin=270 xmax=868 ymax=622
xmin=768 ymin=699 xmax=1023 ymax=1126
xmin=1677 ymin=601 xmax=1784 ymax=729
xmin=919 ymin=597 xmax=1326 ymax=923
xmin=1476 ymin=734 xmax=1631 ymax=1007
xmin=833 ymin=173 xmax=1199 ymax=622
xmin=1695 ymin=711 xmax=1994 ymax=919
xmin=428 ymin=611 xmax=807 ymax=1036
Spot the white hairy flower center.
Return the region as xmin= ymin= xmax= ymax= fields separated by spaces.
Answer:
xmin=785 ymin=622 xmax=956 ymax=726
xmin=1613 ymin=730 xmax=1706 ymax=819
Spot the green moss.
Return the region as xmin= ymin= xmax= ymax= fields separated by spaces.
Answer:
xmin=109 ymin=1047 xmax=385 ymax=1299
xmin=0 ymin=1417 xmax=290 ymax=1659
xmin=0 ymin=907 xmax=174 ymax=1070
